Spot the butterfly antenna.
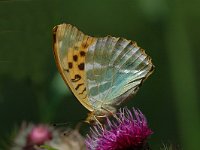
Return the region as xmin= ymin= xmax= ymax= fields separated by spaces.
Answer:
xmin=52 ymin=122 xmax=69 ymax=127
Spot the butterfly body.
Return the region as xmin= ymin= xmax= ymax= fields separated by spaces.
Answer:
xmin=53 ymin=24 xmax=154 ymax=123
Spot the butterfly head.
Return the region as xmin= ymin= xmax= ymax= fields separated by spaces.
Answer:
xmin=84 ymin=112 xmax=96 ymax=124
xmin=85 ymin=112 xmax=107 ymax=125
xmin=85 ymin=106 xmax=116 ymax=124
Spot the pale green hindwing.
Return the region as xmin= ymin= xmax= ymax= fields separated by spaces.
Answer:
xmin=85 ymin=37 xmax=154 ymax=109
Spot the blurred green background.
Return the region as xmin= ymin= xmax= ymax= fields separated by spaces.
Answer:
xmin=0 ymin=0 xmax=200 ymax=149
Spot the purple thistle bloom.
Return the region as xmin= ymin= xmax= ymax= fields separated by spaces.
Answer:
xmin=86 ymin=107 xmax=153 ymax=150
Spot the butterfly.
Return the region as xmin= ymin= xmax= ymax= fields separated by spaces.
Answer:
xmin=53 ymin=24 xmax=154 ymax=123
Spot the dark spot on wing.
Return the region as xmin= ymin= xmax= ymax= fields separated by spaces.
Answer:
xmin=75 ymin=83 xmax=84 ymax=90
xmin=79 ymin=87 xmax=86 ymax=94
xmin=78 ymin=63 xmax=84 ymax=70
xmin=68 ymin=62 xmax=73 ymax=68
xmin=64 ymin=68 xmax=69 ymax=72
xmin=82 ymin=42 xmax=89 ymax=48
xmin=71 ymin=74 xmax=81 ymax=82
xmin=80 ymin=51 xmax=86 ymax=56
xmin=73 ymin=55 xmax=78 ymax=62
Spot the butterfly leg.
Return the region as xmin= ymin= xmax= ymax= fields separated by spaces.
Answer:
xmin=101 ymin=106 xmax=119 ymax=121
xmin=94 ymin=115 xmax=104 ymax=130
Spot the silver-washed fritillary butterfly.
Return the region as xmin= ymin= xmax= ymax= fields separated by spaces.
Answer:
xmin=53 ymin=24 xmax=154 ymax=123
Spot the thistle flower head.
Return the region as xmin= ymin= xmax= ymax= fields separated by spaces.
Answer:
xmin=86 ymin=107 xmax=153 ymax=150
xmin=11 ymin=122 xmax=86 ymax=150
xmin=27 ymin=125 xmax=52 ymax=145
xmin=11 ymin=123 xmax=55 ymax=150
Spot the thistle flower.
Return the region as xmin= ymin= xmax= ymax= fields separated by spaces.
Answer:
xmin=11 ymin=123 xmax=56 ymax=150
xmin=86 ymin=107 xmax=153 ymax=150
xmin=27 ymin=125 xmax=52 ymax=145
xmin=11 ymin=122 xmax=86 ymax=150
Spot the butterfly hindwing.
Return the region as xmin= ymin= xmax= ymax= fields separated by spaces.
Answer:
xmin=53 ymin=24 xmax=96 ymax=111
